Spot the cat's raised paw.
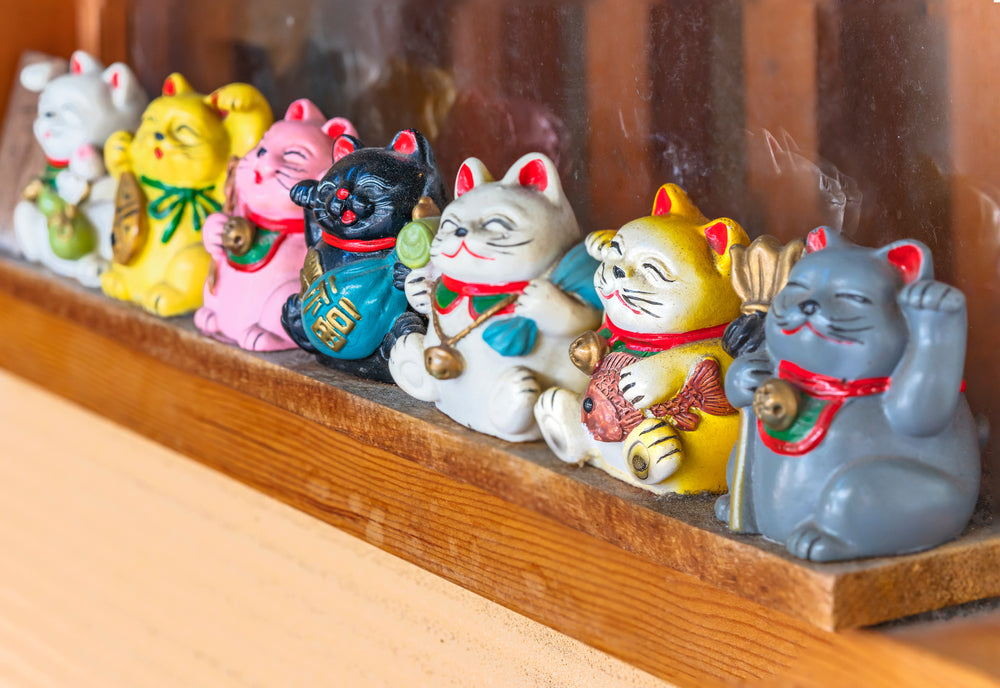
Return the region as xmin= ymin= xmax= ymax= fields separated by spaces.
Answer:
xmin=899 ymin=280 xmax=965 ymax=314
xmin=624 ymin=418 xmax=683 ymax=483
xmin=489 ymin=366 xmax=542 ymax=436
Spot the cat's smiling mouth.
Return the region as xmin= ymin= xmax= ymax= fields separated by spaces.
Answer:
xmin=782 ymin=321 xmax=857 ymax=345
xmin=442 ymin=240 xmax=495 ymax=261
xmin=598 ymin=287 xmax=643 ymax=315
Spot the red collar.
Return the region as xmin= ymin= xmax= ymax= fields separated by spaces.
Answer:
xmin=440 ymin=274 xmax=530 ymax=296
xmin=603 ymin=317 xmax=729 ymax=353
xmin=321 ymin=234 xmax=397 ymax=252
xmin=243 ymin=206 xmax=305 ymax=234
xmin=46 ymin=157 xmax=69 ymax=168
xmin=777 ymin=360 xmax=891 ymax=398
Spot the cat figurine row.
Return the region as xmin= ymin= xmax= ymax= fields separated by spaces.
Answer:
xmin=9 ymin=54 xmax=982 ymax=562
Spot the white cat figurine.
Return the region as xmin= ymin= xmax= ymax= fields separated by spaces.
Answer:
xmin=389 ymin=153 xmax=602 ymax=441
xmin=13 ymin=50 xmax=147 ymax=286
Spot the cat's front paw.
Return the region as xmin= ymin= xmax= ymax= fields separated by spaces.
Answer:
xmin=724 ymin=350 xmax=773 ymax=408
xmin=617 ymin=358 xmax=667 ymax=410
xmin=624 ymin=418 xmax=683 ymax=484
xmin=55 ymin=170 xmax=90 ymax=206
xmin=899 ymin=280 xmax=965 ymax=315
xmin=403 ymin=267 xmax=434 ymax=314
xmin=585 ymin=230 xmax=617 ymax=260
xmin=514 ymin=278 xmax=560 ymax=321
xmin=104 ymin=131 xmax=133 ymax=179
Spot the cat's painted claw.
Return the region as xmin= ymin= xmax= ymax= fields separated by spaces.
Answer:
xmin=194 ymin=307 xmax=219 ymax=334
xmin=514 ymin=278 xmax=560 ymax=320
xmin=534 ymin=387 xmax=590 ymax=464
xmin=489 ymin=365 xmax=541 ymax=435
xmin=403 ymin=266 xmax=434 ymax=314
xmin=585 ymin=229 xmax=617 ymax=260
xmin=786 ymin=522 xmax=853 ymax=562
xmin=899 ymin=280 xmax=965 ymax=314
xmin=724 ymin=350 xmax=773 ymax=408
xmin=617 ymin=358 xmax=668 ymax=410
xmin=240 ymin=324 xmax=289 ymax=352
xmin=388 ymin=332 xmax=439 ymax=402
xmin=100 ymin=268 xmax=131 ymax=302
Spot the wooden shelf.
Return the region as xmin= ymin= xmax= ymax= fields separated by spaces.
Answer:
xmin=3 ymin=256 xmax=1000 ymax=686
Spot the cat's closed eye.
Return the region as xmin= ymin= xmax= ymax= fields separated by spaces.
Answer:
xmin=835 ymin=292 xmax=872 ymax=305
xmin=784 ymin=280 xmax=808 ymax=290
xmin=483 ymin=216 xmax=515 ymax=233
xmin=642 ymin=262 xmax=674 ymax=283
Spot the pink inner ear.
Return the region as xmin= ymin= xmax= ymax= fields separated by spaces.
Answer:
xmin=704 ymin=222 xmax=728 ymax=255
xmin=518 ymin=158 xmax=548 ymax=191
xmin=70 ymin=56 xmax=82 ymax=74
xmin=886 ymin=244 xmax=923 ymax=284
xmin=333 ymin=136 xmax=356 ymax=162
xmin=393 ymin=130 xmax=417 ymax=155
xmin=162 ymin=77 xmax=176 ymax=97
xmin=286 ymin=101 xmax=304 ymax=120
xmin=455 ymin=164 xmax=475 ymax=197
xmin=652 ymin=187 xmax=671 ymax=216
xmin=806 ymin=227 xmax=827 ymax=252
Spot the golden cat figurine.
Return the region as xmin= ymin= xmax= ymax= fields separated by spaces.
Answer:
xmin=534 ymin=184 xmax=749 ymax=494
xmin=101 ymin=73 xmax=273 ymax=316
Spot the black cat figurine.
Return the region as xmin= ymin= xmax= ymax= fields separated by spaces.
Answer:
xmin=281 ymin=129 xmax=448 ymax=382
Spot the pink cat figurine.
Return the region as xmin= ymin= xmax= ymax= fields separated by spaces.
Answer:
xmin=195 ymin=100 xmax=356 ymax=350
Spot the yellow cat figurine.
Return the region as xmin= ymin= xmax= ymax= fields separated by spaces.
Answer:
xmin=534 ymin=184 xmax=749 ymax=494
xmin=101 ymin=73 xmax=273 ymax=316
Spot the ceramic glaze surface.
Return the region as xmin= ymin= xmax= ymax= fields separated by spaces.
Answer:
xmin=100 ymin=74 xmax=273 ymax=316
xmin=388 ymin=153 xmax=602 ymax=442
xmin=280 ymin=129 xmax=447 ymax=382
xmin=13 ymin=51 xmax=147 ymax=287
xmin=535 ymin=184 xmax=748 ymax=494
xmin=194 ymin=100 xmax=355 ymax=350
xmin=716 ymin=226 xmax=981 ymax=561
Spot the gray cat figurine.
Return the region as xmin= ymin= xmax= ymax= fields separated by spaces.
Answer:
xmin=715 ymin=226 xmax=981 ymax=562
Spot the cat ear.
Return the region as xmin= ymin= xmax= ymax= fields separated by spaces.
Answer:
xmin=699 ymin=218 xmax=749 ymax=276
xmin=875 ymin=239 xmax=934 ymax=284
xmin=332 ymin=134 xmax=362 ymax=162
xmin=321 ymin=117 xmax=357 ymax=140
xmin=69 ymin=51 xmax=103 ymax=76
xmin=500 ymin=153 xmax=564 ymax=205
xmin=162 ymin=73 xmax=195 ymax=97
xmin=284 ymin=98 xmax=324 ymax=122
xmin=101 ymin=63 xmax=144 ymax=112
xmin=804 ymin=225 xmax=848 ymax=253
xmin=650 ymin=184 xmax=706 ymax=221
xmin=454 ymin=157 xmax=493 ymax=198
xmin=387 ymin=129 xmax=435 ymax=165
xmin=20 ymin=58 xmax=68 ymax=92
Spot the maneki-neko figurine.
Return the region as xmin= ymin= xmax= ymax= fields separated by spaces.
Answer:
xmin=280 ymin=129 xmax=447 ymax=382
xmin=194 ymin=100 xmax=356 ymax=350
xmin=101 ymin=74 xmax=273 ymax=316
xmin=13 ymin=51 xmax=147 ymax=287
xmin=388 ymin=153 xmax=602 ymax=442
xmin=717 ymin=226 xmax=981 ymax=561
xmin=534 ymin=184 xmax=749 ymax=494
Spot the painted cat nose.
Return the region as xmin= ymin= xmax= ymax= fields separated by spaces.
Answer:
xmin=154 ymin=132 xmax=165 ymax=141
xmin=612 ymin=265 xmax=626 ymax=279
xmin=455 ymin=227 xmax=468 ymax=237
xmin=799 ymin=300 xmax=820 ymax=315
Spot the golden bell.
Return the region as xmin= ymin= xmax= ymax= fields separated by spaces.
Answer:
xmin=569 ymin=330 xmax=609 ymax=375
xmin=22 ymin=178 xmax=43 ymax=202
xmin=424 ymin=344 xmax=465 ymax=380
xmin=753 ymin=378 xmax=801 ymax=431
xmin=222 ymin=217 xmax=256 ymax=256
